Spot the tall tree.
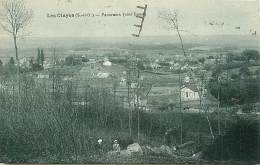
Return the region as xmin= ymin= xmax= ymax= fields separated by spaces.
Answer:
xmin=9 ymin=57 xmax=15 ymax=65
xmin=242 ymin=49 xmax=258 ymax=64
xmin=29 ymin=58 xmax=33 ymax=70
xmin=159 ymin=11 xmax=187 ymax=58
xmin=37 ymin=48 xmax=41 ymax=65
xmin=40 ymin=49 xmax=44 ymax=66
xmin=0 ymin=0 xmax=33 ymax=91
xmin=8 ymin=57 xmax=16 ymax=74
xmin=159 ymin=10 xmax=186 ymax=144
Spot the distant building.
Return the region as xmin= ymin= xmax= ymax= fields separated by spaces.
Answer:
xmin=37 ymin=73 xmax=50 ymax=79
xmin=190 ymin=66 xmax=198 ymax=70
xmin=97 ymin=72 xmax=110 ymax=78
xmin=150 ymin=63 xmax=161 ymax=70
xmin=82 ymin=55 xmax=88 ymax=62
xmin=103 ymin=59 xmax=112 ymax=66
xmin=181 ymin=64 xmax=189 ymax=71
xmin=173 ymin=63 xmax=180 ymax=70
xmin=43 ymin=61 xmax=54 ymax=69
xmin=181 ymin=85 xmax=200 ymax=101
xmin=34 ymin=72 xmax=50 ymax=79
xmin=169 ymin=61 xmax=175 ymax=65
xmin=72 ymin=56 xmax=83 ymax=65
xmin=184 ymin=76 xmax=190 ymax=83
xmin=120 ymin=77 xmax=126 ymax=86
xmin=88 ymin=59 xmax=96 ymax=64
xmin=19 ymin=57 xmax=30 ymax=69
xmin=63 ymin=76 xmax=73 ymax=81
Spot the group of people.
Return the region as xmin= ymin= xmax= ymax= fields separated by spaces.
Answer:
xmin=96 ymin=127 xmax=177 ymax=156
xmin=96 ymin=137 xmax=121 ymax=155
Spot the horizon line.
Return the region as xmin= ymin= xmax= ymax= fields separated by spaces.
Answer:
xmin=0 ymin=34 xmax=257 ymax=39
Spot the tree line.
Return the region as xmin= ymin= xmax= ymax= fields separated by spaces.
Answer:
xmin=0 ymin=48 xmax=46 ymax=76
xmin=208 ymin=49 xmax=260 ymax=112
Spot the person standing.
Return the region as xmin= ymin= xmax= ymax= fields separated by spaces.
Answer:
xmin=112 ymin=139 xmax=120 ymax=153
xmin=97 ymin=137 xmax=103 ymax=155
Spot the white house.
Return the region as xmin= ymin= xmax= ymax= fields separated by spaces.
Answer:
xmin=19 ymin=57 xmax=30 ymax=69
xmin=63 ymin=76 xmax=73 ymax=81
xmin=87 ymin=59 xmax=96 ymax=64
xmin=169 ymin=60 xmax=175 ymax=66
xmin=184 ymin=76 xmax=190 ymax=83
xmin=97 ymin=72 xmax=110 ymax=78
xmin=103 ymin=58 xmax=112 ymax=66
xmin=120 ymin=77 xmax=126 ymax=86
xmin=37 ymin=74 xmax=49 ymax=79
xmin=150 ymin=63 xmax=161 ymax=70
xmin=181 ymin=64 xmax=189 ymax=71
xmin=103 ymin=60 xmax=112 ymax=66
xmin=181 ymin=85 xmax=200 ymax=101
xmin=43 ymin=61 xmax=54 ymax=70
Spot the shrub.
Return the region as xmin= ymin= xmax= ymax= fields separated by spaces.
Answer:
xmin=202 ymin=119 xmax=258 ymax=162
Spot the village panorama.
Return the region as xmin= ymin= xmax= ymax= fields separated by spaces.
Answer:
xmin=0 ymin=0 xmax=259 ymax=164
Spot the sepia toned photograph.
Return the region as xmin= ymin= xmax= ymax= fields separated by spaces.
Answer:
xmin=0 ymin=0 xmax=259 ymax=164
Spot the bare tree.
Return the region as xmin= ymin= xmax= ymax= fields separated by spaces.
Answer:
xmin=159 ymin=10 xmax=186 ymax=58
xmin=0 ymin=0 xmax=33 ymax=92
xmin=159 ymin=10 xmax=186 ymax=144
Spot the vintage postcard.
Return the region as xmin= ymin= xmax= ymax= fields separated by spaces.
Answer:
xmin=0 ymin=0 xmax=259 ymax=164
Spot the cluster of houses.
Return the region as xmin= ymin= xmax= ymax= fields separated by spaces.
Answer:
xmin=113 ymin=65 xmax=216 ymax=112
xmin=115 ymin=80 xmax=218 ymax=112
xmin=136 ymin=54 xmax=205 ymax=73
xmin=15 ymin=49 xmax=221 ymax=113
xmin=19 ymin=56 xmax=62 ymax=70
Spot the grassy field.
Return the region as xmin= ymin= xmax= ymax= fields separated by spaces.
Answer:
xmin=227 ymin=65 xmax=260 ymax=75
xmin=142 ymin=72 xmax=180 ymax=87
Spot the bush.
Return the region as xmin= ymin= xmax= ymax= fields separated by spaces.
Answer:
xmin=0 ymin=75 xmax=250 ymax=163
xmin=109 ymin=58 xmax=127 ymax=64
xmin=241 ymin=104 xmax=254 ymax=113
xmin=0 ymin=76 xmax=127 ymax=162
xmin=202 ymin=119 xmax=258 ymax=162
xmin=65 ymin=56 xmax=73 ymax=66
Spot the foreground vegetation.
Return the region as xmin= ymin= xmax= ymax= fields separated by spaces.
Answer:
xmin=0 ymin=76 xmax=258 ymax=163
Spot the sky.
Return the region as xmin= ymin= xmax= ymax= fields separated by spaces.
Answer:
xmin=0 ymin=0 xmax=260 ymax=38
